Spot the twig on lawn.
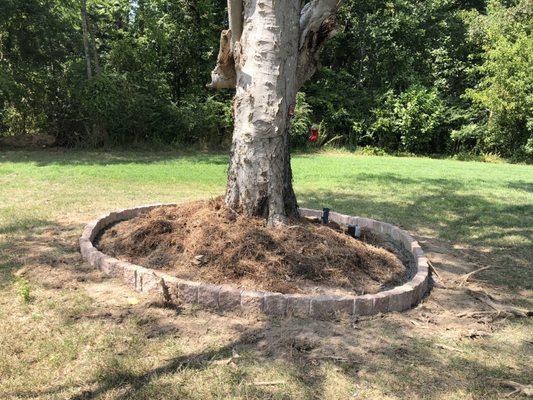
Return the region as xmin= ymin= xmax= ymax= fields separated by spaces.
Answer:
xmin=310 ymin=355 xmax=350 ymax=362
xmin=464 ymin=329 xmax=491 ymax=339
xmin=494 ymin=379 xmax=533 ymax=397
xmin=465 ymin=288 xmax=532 ymax=319
xmin=427 ymin=260 xmax=442 ymax=280
xmin=253 ymin=380 xmax=286 ymax=386
xmin=410 ymin=319 xmax=428 ymax=328
xmin=457 ymin=266 xmax=492 ymax=287
xmin=434 ymin=343 xmax=464 ymax=353
xmin=456 ymin=310 xmax=494 ymax=318
xmin=212 ymin=349 xmax=240 ymax=366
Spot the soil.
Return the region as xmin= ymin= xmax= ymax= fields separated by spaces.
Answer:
xmin=96 ymin=198 xmax=412 ymax=295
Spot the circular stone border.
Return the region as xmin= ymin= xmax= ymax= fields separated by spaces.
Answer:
xmin=79 ymin=204 xmax=429 ymax=319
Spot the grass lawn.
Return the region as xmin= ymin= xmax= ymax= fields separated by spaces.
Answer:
xmin=0 ymin=149 xmax=531 ymax=399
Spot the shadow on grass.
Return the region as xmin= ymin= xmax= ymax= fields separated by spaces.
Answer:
xmin=0 ymin=158 xmax=531 ymax=398
xmin=0 ymin=219 xmax=89 ymax=288
xmin=0 ymin=216 xmax=529 ymax=399
xmin=0 ymin=149 xmax=229 ymax=167
xmin=0 ymin=218 xmax=61 ymax=289
xmin=0 ymin=219 xmax=52 ymax=235
xmin=508 ymin=180 xmax=533 ymax=193
xmin=56 ymin=317 xmax=527 ymax=400
xmin=299 ymin=177 xmax=532 ymax=291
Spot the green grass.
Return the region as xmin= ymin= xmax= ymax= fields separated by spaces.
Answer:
xmin=0 ymin=149 xmax=531 ymax=399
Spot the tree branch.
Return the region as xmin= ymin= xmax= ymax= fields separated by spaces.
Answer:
xmin=208 ymin=0 xmax=343 ymax=90
xmin=207 ymin=0 xmax=243 ymax=89
xmin=299 ymin=0 xmax=342 ymax=49
xmin=296 ymin=0 xmax=344 ymax=89
xmin=207 ymin=29 xmax=236 ymax=89
xmin=227 ymin=0 xmax=243 ymax=44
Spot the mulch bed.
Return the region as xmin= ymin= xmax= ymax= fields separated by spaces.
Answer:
xmin=96 ymin=198 xmax=411 ymax=295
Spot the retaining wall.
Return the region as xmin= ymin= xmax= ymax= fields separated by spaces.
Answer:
xmin=80 ymin=205 xmax=429 ymax=319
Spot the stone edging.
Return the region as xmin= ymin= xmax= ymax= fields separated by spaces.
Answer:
xmin=79 ymin=204 xmax=429 ymax=319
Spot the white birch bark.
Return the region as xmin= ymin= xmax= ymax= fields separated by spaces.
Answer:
xmin=209 ymin=0 xmax=342 ymax=224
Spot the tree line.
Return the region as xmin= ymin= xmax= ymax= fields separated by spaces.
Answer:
xmin=0 ymin=0 xmax=531 ymax=161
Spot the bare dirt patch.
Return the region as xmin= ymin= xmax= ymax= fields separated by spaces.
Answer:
xmin=96 ymin=198 xmax=411 ymax=295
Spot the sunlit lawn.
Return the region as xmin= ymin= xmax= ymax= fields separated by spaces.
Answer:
xmin=0 ymin=149 xmax=531 ymax=399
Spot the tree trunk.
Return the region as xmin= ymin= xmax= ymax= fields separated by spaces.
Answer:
xmin=88 ymin=14 xmax=101 ymax=74
xmin=87 ymin=13 xmax=109 ymax=146
xmin=210 ymin=0 xmax=342 ymax=224
xmin=80 ymin=0 xmax=92 ymax=80
xmin=225 ymin=0 xmax=300 ymax=225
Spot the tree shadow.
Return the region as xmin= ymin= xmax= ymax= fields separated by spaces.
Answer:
xmin=507 ymin=180 xmax=533 ymax=193
xmin=0 ymin=219 xmax=51 ymax=235
xmin=0 ymin=219 xmax=96 ymax=288
xmin=52 ymin=311 xmax=528 ymax=400
xmin=1 ymin=163 xmax=531 ymax=399
xmin=0 ymin=149 xmax=229 ymax=167
xmin=298 ymin=174 xmax=533 ymax=292
xmin=0 ymin=217 xmax=529 ymax=399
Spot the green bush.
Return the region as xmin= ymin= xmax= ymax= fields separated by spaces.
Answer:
xmin=77 ymin=72 xmax=232 ymax=147
xmin=451 ymin=123 xmax=487 ymax=153
xmin=15 ymin=277 xmax=31 ymax=304
xmin=1 ymin=0 xmax=530 ymax=159
xmin=368 ymin=86 xmax=448 ymax=154
xmin=290 ymin=92 xmax=314 ymax=147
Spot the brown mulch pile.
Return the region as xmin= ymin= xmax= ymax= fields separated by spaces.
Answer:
xmin=96 ymin=198 xmax=410 ymax=295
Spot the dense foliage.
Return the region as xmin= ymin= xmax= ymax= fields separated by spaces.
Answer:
xmin=0 ymin=0 xmax=531 ymax=160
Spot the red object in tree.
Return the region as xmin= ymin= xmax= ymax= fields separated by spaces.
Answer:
xmin=288 ymin=104 xmax=295 ymax=118
xmin=309 ymin=125 xmax=319 ymax=142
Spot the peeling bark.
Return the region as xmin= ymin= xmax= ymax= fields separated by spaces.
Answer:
xmin=207 ymin=29 xmax=236 ymax=89
xmin=297 ymin=0 xmax=342 ymax=89
xmin=209 ymin=0 xmax=342 ymax=224
xmin=299 ymin=0 xmax=342 ymax=47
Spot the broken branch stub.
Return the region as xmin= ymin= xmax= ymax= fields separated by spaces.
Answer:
xmin=207 ymin=29 xmax=236 ymax=89
xmin=208 ymin=0 xmax=343 ymax=91
xmin=207 ymin=0 xmax=244 ymax=89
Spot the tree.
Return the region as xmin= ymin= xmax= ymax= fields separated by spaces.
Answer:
xmin=80 ymin=0 xmax=92 ymax=80
xmin=466 ymin=0 xmax=532 ymax=159
xmin=208 ymin=0 xmax=343 ymax=225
